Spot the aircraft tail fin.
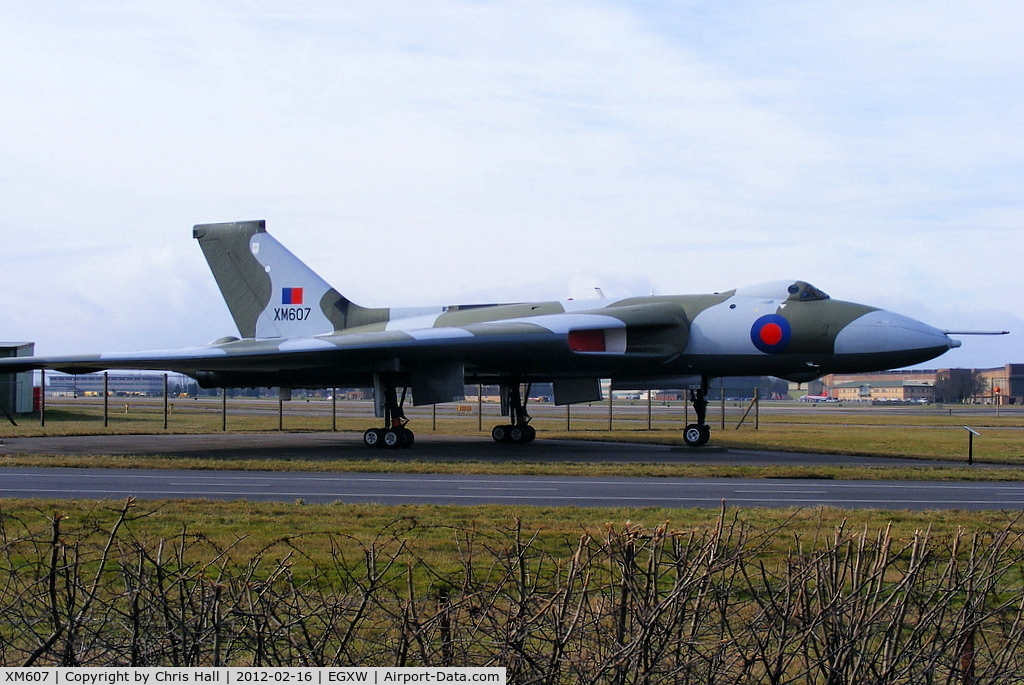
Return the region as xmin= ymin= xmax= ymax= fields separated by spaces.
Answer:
xmin=193 ymin=220 xmax=387 ymax=339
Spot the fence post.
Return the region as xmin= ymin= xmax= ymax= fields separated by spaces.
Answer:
xmin=720 ymin=377 xmax=726 ymax=430
xmin=608 ymin=390 xmax=613 ymax=431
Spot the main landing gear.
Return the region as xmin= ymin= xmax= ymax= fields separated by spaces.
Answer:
xmin=363 ymin=380 xmax=414 ymax=449
xmin=491 ymin=382 xmax=536 ymax=444
xmin=683 ymin=375 xmax=712 ymax=447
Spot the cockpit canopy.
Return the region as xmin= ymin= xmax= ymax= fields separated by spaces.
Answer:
xmin=734 ymin=280 xmax=831 ymax=302
xmin=786 ymin=281 xmax=830 ymax=302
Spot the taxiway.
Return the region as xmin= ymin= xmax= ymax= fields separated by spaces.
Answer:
xmin=0 ymin=433 xmax=1017 ymax=510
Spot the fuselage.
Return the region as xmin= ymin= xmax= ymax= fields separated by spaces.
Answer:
xmin=351 ymin=279 xmax=958 ymax=386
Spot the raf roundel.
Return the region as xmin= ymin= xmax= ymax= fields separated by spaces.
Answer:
xmin=750 ymin=314 xmax=792 ymax=354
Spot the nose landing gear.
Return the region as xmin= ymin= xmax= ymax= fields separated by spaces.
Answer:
xmin=683 ymin=375 xmax=711 ymax=447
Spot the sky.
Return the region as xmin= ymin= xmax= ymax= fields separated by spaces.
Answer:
xmin=2 ymin=1 xmax=1021 ymax=369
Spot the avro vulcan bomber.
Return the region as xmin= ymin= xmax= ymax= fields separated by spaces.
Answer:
xmin=1 ymin=220 xmax=984 ymax=448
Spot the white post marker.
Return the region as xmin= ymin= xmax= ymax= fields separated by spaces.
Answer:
xmin=963 ymin=426 xmax=980 ymax=466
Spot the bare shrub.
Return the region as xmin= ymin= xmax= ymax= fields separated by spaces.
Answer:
xmin=1 ymin=501 xmax=1023 ymax=683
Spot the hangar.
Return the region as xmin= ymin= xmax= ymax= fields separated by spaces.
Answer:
xmin=0 ymin=342 xmax=35 ymax=417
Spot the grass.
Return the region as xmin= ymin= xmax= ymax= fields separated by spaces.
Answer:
xmin=2 ymin=399 xmax=1023 ymax=481
xmin=4 ymin=498 xmax=1022 ymax=571
xmin=4 ymin=400 xmax=1019 ymax=585
xmin=5 ymin=401 xmax=1024 ymax=671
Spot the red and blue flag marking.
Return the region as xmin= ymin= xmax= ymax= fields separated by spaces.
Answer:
xmin=282 ymin=287 xmax=304 ymax=305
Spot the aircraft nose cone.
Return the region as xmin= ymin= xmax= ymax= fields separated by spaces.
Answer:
xmin=835 ymin=310 xmax=956 ymax=363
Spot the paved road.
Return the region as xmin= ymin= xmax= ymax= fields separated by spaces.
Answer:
xmin=0 ymin=466 xmax=1022 ymax=510
xmin=1 ymin=433 xmax=1019 ymax=510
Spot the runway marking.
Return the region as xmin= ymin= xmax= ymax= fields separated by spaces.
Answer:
xmin=734 ymin=489 xmax=829 ymax=495
xmin=168 ymin=481 xmax=273 ymax=488
xmin=457 ymin=486 xmax=559 ymax=491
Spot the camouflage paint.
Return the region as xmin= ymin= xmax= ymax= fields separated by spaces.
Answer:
xmin=0 ymin=222 xmax=960 ymax=395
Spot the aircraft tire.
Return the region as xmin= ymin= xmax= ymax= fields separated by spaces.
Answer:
xmin=523 ymin=425 xmax=537 ymax=442
xmin=683 ymin=423 xmax=711 ymax=447
xmin=363 ymin=428 xmax=384 ymax=448
xmin=384 ymin=428 xmax=406 ymax=448
xmin=491 ymin=424 xmax=512 ymax=443
xmin=402 ymin=428 xmax=414 ymax=448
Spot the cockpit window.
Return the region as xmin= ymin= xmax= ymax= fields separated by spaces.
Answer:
xmin=786 ymin=281 xmax=830 ymax=302
xmin=733 ymin=280 xmax=832 ymax=301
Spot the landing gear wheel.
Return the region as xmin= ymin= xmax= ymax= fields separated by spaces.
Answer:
xmin=684 ymin=423 xmax=711 ymax=447
xmin=383 ymin=428 xmax=403 ymax=448
xmin=493 ymin=381 xmax=537 ymax=445
xmin=381 ymin=427 xmax=414 ymax=449
xmin=509 ymin=425 xmax=537 ymax=443
xmin=492 ymin=424 xmax=512 ymax=443
xmin=363 ymin=428 xmax=385 ymax=448
xmin=365 ymin=376 xmax=415 ymax=450
xmin=522 ymin=425 xmax=537 ymax=443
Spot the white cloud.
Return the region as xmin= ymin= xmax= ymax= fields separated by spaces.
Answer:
xmin=1 ymin=1 xmax=1020 ymax=369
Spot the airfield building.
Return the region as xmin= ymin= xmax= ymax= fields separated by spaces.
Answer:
xmin=821 ymin=364 xmax=1023 ymax=405
xmin=0 ymin=342 xmax=35 ymax=415
xmin=831 ymin=380 xmax=935 ymax=403
xmin=43 ymin=372 xmax=185 ymax=397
